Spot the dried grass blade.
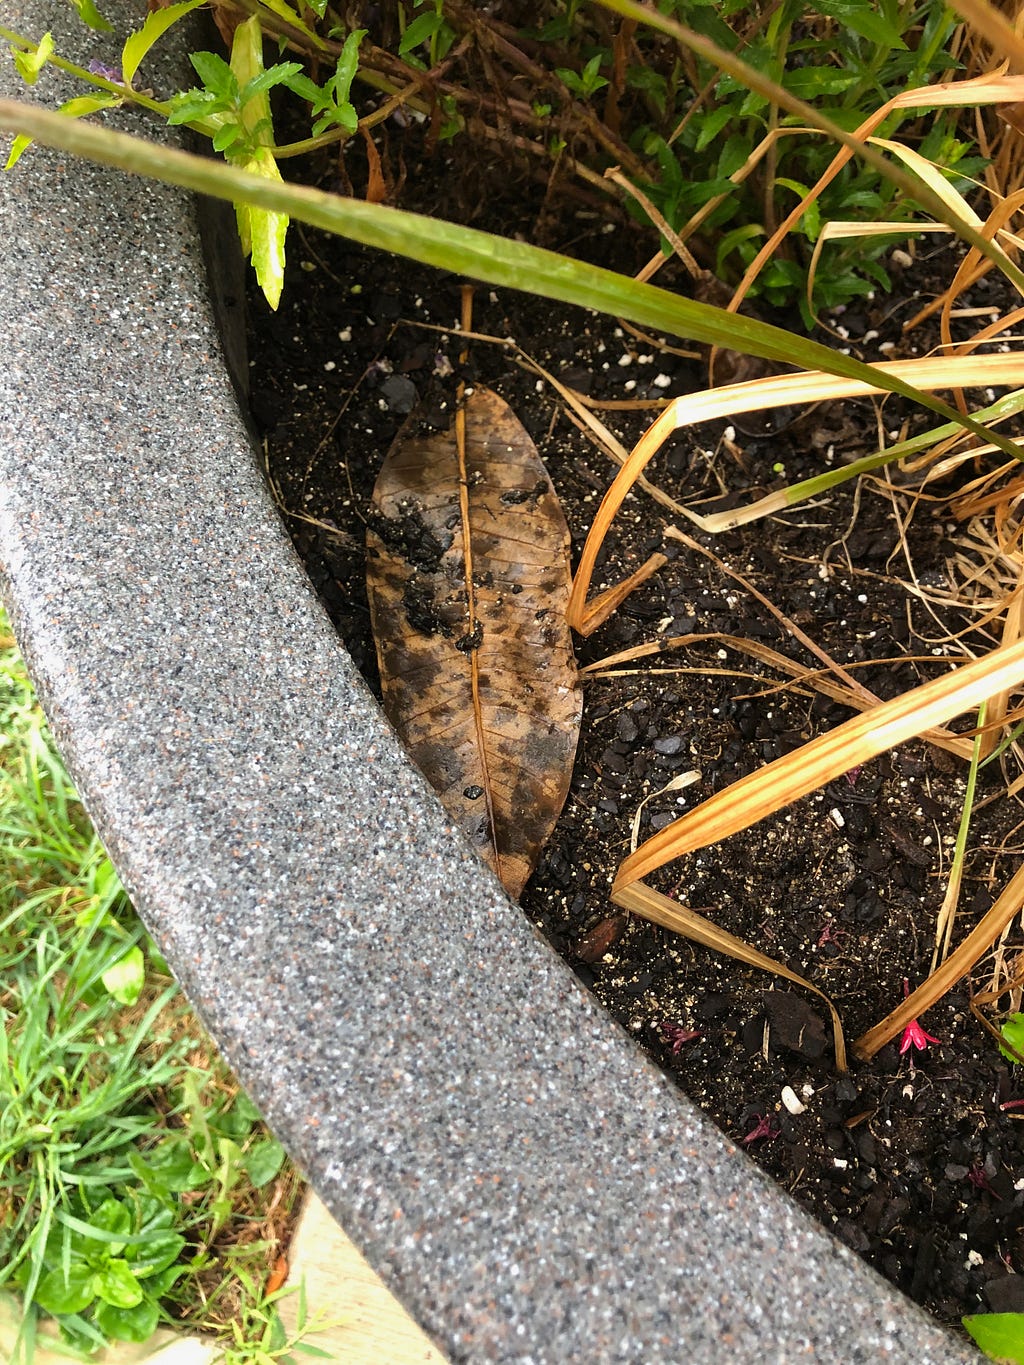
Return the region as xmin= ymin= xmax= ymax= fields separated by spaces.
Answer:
xmin=567 ymin=355 xmax=1024 ymax=634
xmin=702 ymin=389 xmax=1024 ymax=533
xmin=981 ymin=561 xmax=1024 ymax=755
xmin=580 ymin=632 xmax=974 ymax=759
xmin=577 ymin=553 xmax=668 ymax=636
xmin=948 ymin=0 xmax=1024 ymax=73
xmin=806 ymin=222 xmax=949 ymax=317
xmin=854 ymin=860 xmax=1024 ymax=1059
xmin=614 ymin=879 xmax=847 ymax=1070
xmin=870 ymin=137 xmax=989 ymax=235
xmin=612 ymin=638 xmax=1024 ymax=890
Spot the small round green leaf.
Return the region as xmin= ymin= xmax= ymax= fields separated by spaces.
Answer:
xmin=244 ymin=1137 xmax=286 ymax=1188
xmin=35 ymin=1263 xmax=96 ymax=1316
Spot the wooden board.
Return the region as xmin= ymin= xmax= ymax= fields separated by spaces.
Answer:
xmin=276 ymin=1192 xmax=448 ymax=1363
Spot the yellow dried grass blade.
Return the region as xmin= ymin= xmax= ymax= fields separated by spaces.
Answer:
xmin=853 ymin=860 xmax=1024 ymax=1059
xmin=813 ymin=221 xmax=949 ymax=239
xmin=948 ymin=0 xmax=1024 ymax=73
xmin=727 ymin=71 xmax=1024 ymax=314
xmin=806 ymin=222 xmax=949 ymax=313
xmin=870 ymin=137 xmax=989 ymax=233
xmin=581 ymin=631 xmax=975 ymax=760
xmin=567 ymin=354 xmax=1024 ymax=635
xmin=615 ymin=879 xmax=848 ymax=1070
xmin=612 ymin=637 xmax=1024 ymax=890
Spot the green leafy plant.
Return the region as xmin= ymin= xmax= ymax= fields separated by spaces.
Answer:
xmin=557 ymin=52 xmax=610 ymax=99
xmin=0 ymin=2 xmax=368 ymax=309
xmin=31 ymin=1194 xmax=186 ymax=1344
xmin=399 ymin=0 xmax=456 ymax=69
xmin=0 ymin=0 xmax=999 ymax=317
xmin=0 ymin=613 xmax=301 ymax=1360
xmin=216 ymin=1270 xmax=335 ymax=1364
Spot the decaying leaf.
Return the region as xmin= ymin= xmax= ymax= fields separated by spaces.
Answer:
xmin=366 ymin=386 xmax=581 ymax=899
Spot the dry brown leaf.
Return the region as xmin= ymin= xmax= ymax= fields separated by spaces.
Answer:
xmin=366 ymin=387 xmax=582 ymax=899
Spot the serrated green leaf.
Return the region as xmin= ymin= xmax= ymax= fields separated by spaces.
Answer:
xmin=190 ymin=50 xmax=238 ymax=100
xmin=281 ymin=70 xmax=321 ymax=103
xmin=807 ymin=0 xmax=907 ymax=49
xmin=166 ymin=91 xmax=223 ymax=126
xmin=311 ymin=103 xmax=357 ymax=137
xmin=14 ymin=32 xmax=53 ymax=86
xmin=964 ymin=1312 xmax=1024 ymax=1363
xmin=332 ymin=28 xmax=365 ymax=103
xmin=35 ymin=1263 xmax=96 ymax=1316
xmin=122 ymin=0 xmax=204 ymax=86
xmin=70 ymin=0 xmax=113 ymax=31
xmin=95 ymin=1259 xmax=143 ymax=1309
xmin=101 ymin=945 xmax=144 ymax=1005
xmin=242 ymin=62 xmax=304 ymax=101
xmin=4 ymin=132 xmax=33 ymax=169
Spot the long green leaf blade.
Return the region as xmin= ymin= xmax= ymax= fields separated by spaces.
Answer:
xmin=0 ymin=99 xmax=1019 ymax=459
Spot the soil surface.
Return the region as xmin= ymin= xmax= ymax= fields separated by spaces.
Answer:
xmin=242 ymin=121 xmax=1024 ymax=1333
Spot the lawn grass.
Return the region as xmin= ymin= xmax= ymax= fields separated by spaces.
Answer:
xmin=0 ymin=609 xmax=309 ymax=1362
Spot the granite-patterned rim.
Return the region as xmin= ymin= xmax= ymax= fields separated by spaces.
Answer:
xmin=0 ymin=4 xmax=979 ymax=1361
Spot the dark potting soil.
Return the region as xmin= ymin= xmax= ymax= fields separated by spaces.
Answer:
xmin=241 ymin=125 xmax=1024 ymax=1331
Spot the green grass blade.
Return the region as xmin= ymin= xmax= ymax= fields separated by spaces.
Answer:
xmin=0 ymin=99 xmax=1020 ymax=462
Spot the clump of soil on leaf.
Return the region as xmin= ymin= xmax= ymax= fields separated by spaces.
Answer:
xmin=242 ymin=125 xmax=1024 ymax=1331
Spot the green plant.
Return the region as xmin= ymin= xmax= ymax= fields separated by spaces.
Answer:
xmin=621 ymin=0 xmax=981 ymax=319
xmin=965 ymin=1311 xmax=1024 ymax=1363
xmin=0 ymin=613 xmax=301 ymax=1360
xmin=0 ymin=0 xmax=1003 ymax=318
xmin=999 ymin=1012 xmax=1024 ymax=1062
xmin=399 ymin=0 xmax=456 ymax=69
xmin=215 ymin=1271 xmax=335 ymax=1364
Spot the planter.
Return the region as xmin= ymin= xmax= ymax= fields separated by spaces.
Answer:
xmin=0 ymin=4 xmax=982 ymax=1361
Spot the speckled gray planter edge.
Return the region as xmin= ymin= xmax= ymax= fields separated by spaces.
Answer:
xmin=0 ymin=7 xmax=980 ymax=1362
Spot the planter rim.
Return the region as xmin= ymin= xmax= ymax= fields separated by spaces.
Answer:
xmin=0 ymin=6 xmax=980 ymax=1361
